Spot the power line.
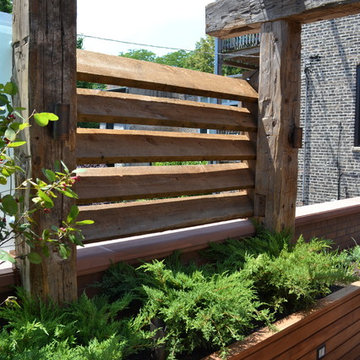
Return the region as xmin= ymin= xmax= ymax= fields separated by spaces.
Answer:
xmin=77 ymin=33 xmax=195 ymax=53
xmin=77 ymin=33 xmax=259 ymax=59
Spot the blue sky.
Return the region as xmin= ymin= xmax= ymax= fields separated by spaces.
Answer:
xmin=77 ymin=0 xmax=214 ymax=56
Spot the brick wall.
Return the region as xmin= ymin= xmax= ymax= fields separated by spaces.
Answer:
xmin=298 ymin=14 xmax=360 ymax=205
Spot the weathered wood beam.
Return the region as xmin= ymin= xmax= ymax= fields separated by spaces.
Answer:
xmin=77 ymin=88 xmax=257 ymax=132
xmin=12 ymin=0 xmax=77 ymax=303
xmin=77 ymin=49 xmax=258 ymax=102
xmin=76 ymin=163 xmax=254 ymax=204
xmin=206 ymin=0 xmax=360 ymax=38
xmin=76 ymin=129 xmax=256 ymax=164
xmin=254 ymin=20 xmax=301 ymax=232
xmin=78 ymin=193 xmax=253 ymax=243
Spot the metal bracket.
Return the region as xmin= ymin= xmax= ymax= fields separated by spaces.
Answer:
xmin=52 ymin=103 xmax=70 ymax=140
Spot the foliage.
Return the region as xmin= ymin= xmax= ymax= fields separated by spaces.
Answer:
xmin=0 ymin=0 xmax=12 ymax=13
xmin=0 ymin=232 xmax=357 ymax=359
xmin=119 ymin=35 xmax=242 ymax=76
xmin=241 ymin=236 xmax=356 ymax=314
xmin=155 ymin=50 xmax=190 ymax=68
xmin=0 ymin=290 xmax=154 ymax=360
xmin=120 ymin=49 xmax=157 ymax=62
xmin=95 ymin=231 xmax=356 ymax=359
xmin=0 ymin=82 xmax=93 ymax=265
xmin=137 ymin=260 xmax=271 ymax=359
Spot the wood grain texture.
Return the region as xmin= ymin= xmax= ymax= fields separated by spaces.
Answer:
xmin=254 ymin=20 xmax=301 ymax=232
xmin=206 ymin=0 xmax=360 ymax=38
xmin=76 ymin=129 xmax=256 ymax=164
xmin=12 ymin=0 xmax=77 ymax=303
xmin=77 ymin=88 xmax=257 ymax=132
xmin=77 ymin=49 xmax=258 ymax=102
xmin=78 ymin=193 xmax=253 ymax=242
xmin=76 ymin=163 xmax=254 ymax=203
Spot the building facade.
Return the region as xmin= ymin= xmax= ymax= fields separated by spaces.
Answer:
xmin=299 ymin=13 xmax=360 ymax=205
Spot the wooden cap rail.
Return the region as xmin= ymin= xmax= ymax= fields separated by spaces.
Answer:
xmin=76 ymin=163 xmax=254 ymax=204
xmin=77 ymin=88 xmax=257 ymax=132
xmin=77 ymin=49 xmax=258 ymax=102
xmin=76 ymin=129 xmax=256 ymax=165
xmin=77 ymin=193 xmax=253 ymax=243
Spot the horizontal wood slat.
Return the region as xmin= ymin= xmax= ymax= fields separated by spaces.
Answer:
xmin=77 ymin=49 xmax=258 ymax=102
xmin=77 ymin=88 xmax=257 ymax=132
xmin=78 ymin=193 xmax=253 ymax=243
xmin=76 ymin=163 xmax=254 ymax=204
xmin=76 ymin=129 xmax=256 ymax=164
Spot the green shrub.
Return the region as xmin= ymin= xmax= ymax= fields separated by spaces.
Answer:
xmin=0 ymin=290 xmax=154 ymax=360
xmin=0 ymin=232 xmax=357 ymax=360
xmin=242 ymin=236 xmax=356 ymax=313
xmin=136 ymin=260 xmax=271 ymax=359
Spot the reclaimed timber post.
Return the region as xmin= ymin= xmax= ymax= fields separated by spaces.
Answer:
xmin=254 ymin=20 xmax=301 ymax=232
xmin=206 ymin=0 xmax=360 ymax=233
xmin=12 ymin=0 xmax=77 ymax=302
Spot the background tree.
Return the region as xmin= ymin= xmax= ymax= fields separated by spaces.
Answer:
xmin=155 ymin=50 xmax=189 ymax=68
xmin=119 ymin=49 xmax=157 ymax=62
xmin=0 ymin=0 xmax=12 ymax=13
xmin=119 ymin=36 xmax=241 ymax=76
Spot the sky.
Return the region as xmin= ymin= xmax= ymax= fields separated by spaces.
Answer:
xmin=77 ymin=0 xmax=214 ymax=57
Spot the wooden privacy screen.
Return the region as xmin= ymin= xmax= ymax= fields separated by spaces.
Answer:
xmin=76 ymin=49 xmax=258 ymax=243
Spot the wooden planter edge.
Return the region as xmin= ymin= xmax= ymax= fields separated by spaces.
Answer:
xmin=203 ymin=280 xmax=360 ymax=360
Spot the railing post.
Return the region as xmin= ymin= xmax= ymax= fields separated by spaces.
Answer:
xmin=254 ymin=20 xmax=301 ymax=232
xmin=12 ymin=0 xmax=78 ymax=303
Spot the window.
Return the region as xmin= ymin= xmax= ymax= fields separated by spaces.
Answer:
xmin=355 ymin=65 xmax=360 ymax=146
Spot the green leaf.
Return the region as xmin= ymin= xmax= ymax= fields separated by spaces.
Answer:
xmin=9 ymin=122 xmax=20 ymax=131
xmin=75 ymin=220 xmax=94 ymax=225
xmin=27 ymin=252 xmax=42 ymax=264
xmin=4 ymin=82 xmax=17 ymax=96
xmin=0 ymin=94 xmax=8 ymax=106
xmin=2 ymin=166 xmax=15 ymax=177
xmin=42 ymin=168 xmax=56 ymax=182
xmin=59 ymin=244 xmax=69 ymax=259
xmin=37 ymin=190 xmax=54 ymax=208
xmin=67 ymin=205 xmax=79 ymax=223
xmin=18 ymin=122 xmax=30 ymax=131
xmin=2 ymin=195 xmax=18 ymax=215
xmin=33 ymin=112 xmax=58 ymax=127
xmin=4 ymin=128 xmax=16 ymax=141
xmin=7 ymin=141 xmax=27 ymax=148
xmin=0 ymin=176 xmax=7 ymax=185
xmin=60 ymin=160 xmax=69 ymax=174
xmin=0 ymin=250 xmax=15 ymax=264
xmin=71 ymin=232 xmax=85 ymax=246
xmin=59 ymin=188 xmax=78 ymax=199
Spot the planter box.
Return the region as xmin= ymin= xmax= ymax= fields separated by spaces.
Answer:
xmin=204 ymin=281 xmax=360 ymax=360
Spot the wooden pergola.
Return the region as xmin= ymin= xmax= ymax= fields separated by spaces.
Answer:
xmin=12 ymin=0 xmax=360 ymax=302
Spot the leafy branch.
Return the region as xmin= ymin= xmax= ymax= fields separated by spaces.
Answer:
xmin=0 ymin=82 xmax=93 ymax=265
